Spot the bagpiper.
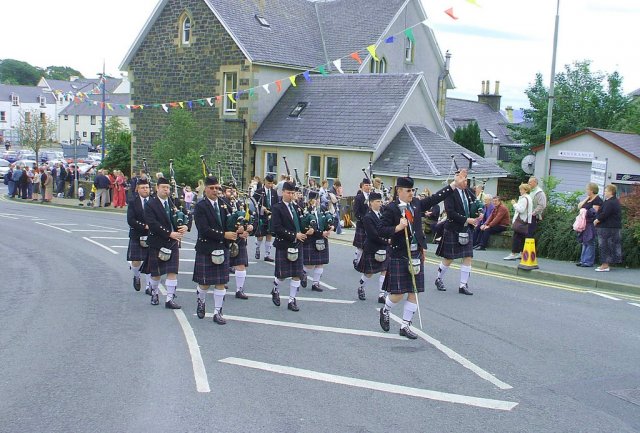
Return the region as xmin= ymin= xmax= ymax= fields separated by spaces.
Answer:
xmin=379 ymin=171 xmax=467 ymax=339
xmin=126 ymin=178 xmax=151 ymax=294
xmin=352 ymin=178 xmax=372 ymax=267
xmin=224 ymin=185 xmax=254 ymax=300
xmin=253 ymin=174 xmax=278 ymax=263
xmin=301 ymin=191 xmax=334 ymax=292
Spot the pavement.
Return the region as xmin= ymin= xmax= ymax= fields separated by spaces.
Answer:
xmin=7 ymin=192 xmax=639 ymax=296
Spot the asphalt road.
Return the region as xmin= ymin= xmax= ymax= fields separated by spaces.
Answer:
xmin=1 ymin=196 xmax=640 ymax=433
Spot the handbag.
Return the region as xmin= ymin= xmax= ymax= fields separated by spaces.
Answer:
xmin=512 ymin=218 xmax=529 ymax=235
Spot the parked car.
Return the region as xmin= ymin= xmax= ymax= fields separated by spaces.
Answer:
xmin=2 ymin=151 xmax=18 ymax=163
xmin=13 ymin=159 xmax=38 ymax=169
xmin=40 ymin=150 xmax=63 ymax=163
xmin=0 ymin=158 xmax=10 ymax=178
xmin=17 ymin=150 xmax=36 ymax=160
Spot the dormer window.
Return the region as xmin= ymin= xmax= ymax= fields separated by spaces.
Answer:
xmin=11 ymin=93 xmax=19 ymax=106
xmin=255 ymin=14 xmax=270 ymax=28
xmin=405 ymin=37 xmax=414 ymax=63
xmin=289 ymin=102 xmax=307 ymax=118
xmin=39 ymin=96 xmax=46 ymax=107
xmin=180 ymin=14 xmax=192 ymax=45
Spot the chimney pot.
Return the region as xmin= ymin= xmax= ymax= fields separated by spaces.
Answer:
xmin=495 ymin=80 xmax=500 ymax=95
xmin=481 ymin=81 xmax=485 ymax=94
xmin=486 ymin=80 xmax=490 ymax=95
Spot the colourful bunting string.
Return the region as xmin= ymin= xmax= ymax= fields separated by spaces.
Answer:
xmin=318 ymin=65 xmax=329 ymax=76
xmin=404 ymin=28 xmax=415 ymax=44
xmin=466 ymin=0 xmax=481 ymax=6
xmin=445 ymin=7 xmax=458 ymax=19
xmin=206 ymin=97 xmax=214 ymax=106
xmin=385 ymin=36 xmax=395 ymax=43
xmin=350 ymin=52 xmax=363 ymax=65
xmin=178 ymin=101 xmax=185 ymax=109
xmin=289 ymin=75 xmax=297 ymax=87
xmin=249 ymin=88 xmax=255 ymax=97
xmin=228 ymin=93 xmax=236 ymax=104
xmin=262 ymin=84 xmax=271 ymax=94
xmin=162 ymin=104 xmax=168 ymax=113
xmin=332 ymin=59 xmax=344 ymax=74
xmin=366 ymin=45 xmax=379 ymax=62
xmin=303 ymin=71 xmax=311 ymax=82
xmin=275 ymin=80 xmax=282 ymax=92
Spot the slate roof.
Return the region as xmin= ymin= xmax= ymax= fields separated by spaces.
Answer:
xmin=588 ymin=129 xmax=640 ymax=159
xmin=0 ymin=84 xmax=56 ymax=104
xmin=252 ymin=73 xmax=421 ymax=149
xmin=630 ymin=88 xmax=640 ymax=97
xmin=445 ymin=98 xmax=514 ymax=145
xmin=372 ymin=125 xmax=508 ymax=179
xmin=59 ymin=93 xmax=131 ymax=117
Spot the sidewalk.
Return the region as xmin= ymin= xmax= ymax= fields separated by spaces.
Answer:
xmin=3 ymin=194 xmax=127 ymax=213
xmin=335 ymin=228 xmax=640 ymax=296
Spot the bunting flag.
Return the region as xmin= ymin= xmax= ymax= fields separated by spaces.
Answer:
xmin=237 ymin=89 xmax=244 ymax=98
xmin=303 ymin=71 xmax=311 ymax=82
xmin=275 ymin=80 xmax=282 ymax=92
xmin=366 ymin=45 xmax=379 ymax=62
xmin=404 ymin=28 xmax=415 ymax=44
xmin=215 ymin=95 xmax=222 ymax=104
xmin=350 ymin=52 xmax=363 ymax=64
xmin=445 ymin=7 xmax=458 ymax=19
xmin=385 ymin=36 xmax=395 ymax=43
xmin=162 ymin=104 xmax=168 ymax=113
xmin=187 ymin=100 xmax=193 ymax=109
xmin=178 ymin=101 xmax=185 ymax=109
xmin=169 ymin=102 xmax=178 ymax=108
xmin=197 ymin=99 xmax=206 ymax=106
xmin=289 ymin=75 xmax=297 ymax=86
xmin=332 ymin=58 xmax=344 ymax=74
xmin=206 ymin=97 xmax=214 ymax=106
xmin=262 ymin=84 xmax=271 ymax=94
xmin=248 ymin=88 xmax=255 ymax=97
xmin=466 ymin=0 xmax=481 ymax=6
xmin=318 ymin=65 xmax=329 ymax=76
xmin=227 ymin=93 xmax=236 ymax=104
xmin=106 ymin=103 xmax=113 ymax=111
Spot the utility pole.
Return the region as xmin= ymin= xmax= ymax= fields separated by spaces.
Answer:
xmin=542 ymin=0 xmax=560 ymax=183
xmin=100 ymin=61 xmax=106 ymax=161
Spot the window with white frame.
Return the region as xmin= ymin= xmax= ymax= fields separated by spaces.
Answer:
xmin=83 ymin=132 xmax=87 ymax=137
xmin=182 ymin=16 xmax=191 ymax=45
xmin=308 ymin=155 xmax=321 ymax=184
xmin=324 ymin=156 xmax=339 ymax=187
xmin=223 ymin=72 xmax=237 ymax=113
xmin=265 ymin=152 xmax=277 ymax=178
xmin=39 ymin=96 xmax=46 ymax=107
xmin=75 ymin=115 xmax=79 ymax=125
xmin=405 ymin=37 xmax=414 ymax=63
xmin=91 ymin=115 xmax=97 ymax=125
xmin=0 ymin=111 xmax=5 ymax=122
xmin=64 ymin=115 xmax=69 ymax=121
xmin=11 ymin=93 xmax=19 ymax=106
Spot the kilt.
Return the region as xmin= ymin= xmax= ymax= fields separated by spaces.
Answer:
xmin=302 ymin=238 xmax=329 ymax=265
xmin=229 ymin=238 xmax=249 ymax=267
xmin=352 ymin=224 xmax=366 ymax=249
xmin=147 ymin=243 xmax=180 ymax=277
xmin=436 ymin=227 xmax=474 ymax=259
xmin=274 ymin=246 xmax=304 ymax=280
xmin=255 ymin=216 xmax=272 ymax=238
xmin=192 ymin=249 xmax=230 ymax=286
xmin=355 ymin=247 xmax=389 ymax=275
xmin=383 ymin=250 xmax=425 ymax=295
xmin=126 ymin=237 xmax=148 ymax=262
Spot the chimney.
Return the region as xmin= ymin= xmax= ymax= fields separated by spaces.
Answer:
xmin=505 ymin=106 xmax=514 ymax=123
xmin=437 ymin=50 xmax=452 ymax=119
xmin=481 ymin=81 xmax=485 ymax=95
xmin=478 ymin=79 xmax=502 ymax=112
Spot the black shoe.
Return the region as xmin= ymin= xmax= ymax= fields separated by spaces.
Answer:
xmin=235 ymin=289 xmax=249 ymax=300
xmin=458 ymin=284 xmax=473 ymax=295
xmin=377 ymin=293 xmax=386 ymax=304
xmin=229 ymin=267 xmax=235 ymax=274
xmin=165 ymin=299 xmax=182 ymax=309
xmin=255 ymin=249 xmax=260 ymax=260
xmin=379 ymin=307 xmax=390 ymax=332
xmin=357 ymin=286 xmax=366 ymax=301
xmin=400 ymin=324 xmax=418 ymax=340
xmin=435 ymin=278 xmax=446 ymax=291
xmin=300 ymin=273 xmax=308 ymax=288
xmin=213 ymin=312 xmax=227 ymax=325
xmin=576 ymin=263 xmax=584 ymax=267
xmin=473 ymin=244 xmax=481 ymax=250
xmin=264 ymin=256 xmax=274 ymax=263
xmin=196 ymin=298 xmax=206 ymax=319
xmin=271 ymin=288 xmax=280 ymax=306
xmin=311 ymin=283 xmax=323 ymax=292
xmin=133 ymin=276 xmax=141 ymax=291
xmin=287 ymin=299 xmax=299 ymax=311
xmin=150 ymin=293 xmax=159 ymax=305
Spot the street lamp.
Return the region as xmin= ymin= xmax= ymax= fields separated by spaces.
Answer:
xmin=542 ymin=0 xmax=561 ymax=182
xmin=97 ymin=63 xmax=107 ymax=162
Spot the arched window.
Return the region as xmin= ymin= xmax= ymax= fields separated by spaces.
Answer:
xmin=405 ymin=37 xmax=414 ymax=63
xmin=369 ymin=57 xmax=387 ymax=74
xmin=181 ymin=15 xmax=191 ymax=45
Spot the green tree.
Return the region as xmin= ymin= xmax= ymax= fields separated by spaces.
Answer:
xmin=44 ymin=66 xmax=83 ymax=81
xmin=16 ymin=110 xmax=56 ymax=162
xmin=612 ymin=97 xmax=640 ymax=134
xmin=103 ymin=116 xmax=127 ymax=145
xmin=0 ymin=59 xmax=41 ymax=85
xmin=453 ymin=121 xmax=485 ymax=157
xmin=99 ymin=130 xmax=132 ymax=177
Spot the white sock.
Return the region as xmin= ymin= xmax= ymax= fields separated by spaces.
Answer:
xmin=144 ymin=274 xmax=151 ymax=289
xmin=131 ymin=263 xmax=141 ymax=278
xmin=304 ymin=266 xmax=313 ymax=277
xmin=165 ymin=279 xmax=177 ymax=302
xmin=274 ymin=278 xmax=284 ymax=292
xmin=289 ymin=279 xmax=300 ymax=302
xmin=402 ymin=301 xmax=418 ymax=327
xmin=312 ymin=267 xmax=323 ymax=284
xmin=384 ymin=297 xmax=398 ymax=312
xmin=256 ymin=238 xmax=264 ymax=250
xmin=235 ymin=270 xmax=247 ymax=291
xmin=460 ymin=265 xmax=472 ymax=286
xmin=213 ymin=288 xmax=226 ymax=314
xmin=360 ymin=274 xmax=371 ymax=288
xmin=265 ymin=240 xmax=273 ymax=256
xmin=197 ymin=286 xmax=207 ymax=301
xmin=378 ymin=274 xmax=386 ymax=293
xmin=354 ymin=248 xmax=363 ymax=262
xmin=150 ymin=279 xmax=160 ymax=294
xmin=437 ymin=262 xmax=449 ymax=279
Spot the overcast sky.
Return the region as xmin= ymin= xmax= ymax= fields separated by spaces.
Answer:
xmin=3 ymin=0 xmax=638 ymax=110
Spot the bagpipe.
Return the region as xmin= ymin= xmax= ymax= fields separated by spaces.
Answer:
xmin=142 ymin=158 xmax=154 ymax=194
xmin=167 ymin=159 xmax=190 ymax=229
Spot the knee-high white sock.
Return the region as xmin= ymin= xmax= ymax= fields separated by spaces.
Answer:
xmin=402 ymin=301 xmax=418 ymax=327
xmin=265 ymin=240 xmax=273 ymax=256
xmin=304 ymin=266 xmax=313 ymax=277
xmin=131 ymin=263 xmax=141 ymax=278
xmin=235 ymin=270 xmax=247 ymax=291
xmin=378 ymin=274 xmax=386 ymax=293
xmin=289 ymin=279 xmax=301 ymax=302
xmin=312 ymin=267 xmax=323 ymax=284
xmin=197 ymin=285 xmax=207 ymax=301
xmin=360 ymin=274 xmax=371 ymax=288
xmin=150 ymin=278 xmax=160 ymax=295
xmin=256 ymin=238 xmax=264 ymax=250
xmin=165 ymin=279 xmax=177 ymax=302
xmin=144 ymin=273 xmax=151 ymax=289
xmin=460 ymin=265 xmax=472 ymax=286
xmin=213 ymin=288 xmax=226 ymax=314
xmin=274 ymin=278 xmax=284 ymax=292
xmin=384 ymin=296 xmax=399 ymax=312
xmin=437 ymin=262 xmax=449 ymax=279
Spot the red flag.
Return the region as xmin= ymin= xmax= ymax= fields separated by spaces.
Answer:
xmin=275 ymin=80 xmax=282 ymax=92
xmin=445 ymin=7 xmax=458 ymax=19
xmin=350 ymin=52 xmax=363 ymax=64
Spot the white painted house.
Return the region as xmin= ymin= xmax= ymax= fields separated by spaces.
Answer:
xmin=0 ymin=84 xmax=58 ymax=146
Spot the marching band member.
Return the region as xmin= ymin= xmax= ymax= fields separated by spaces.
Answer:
xmin=379 ymin=171 xmax=467 ymax=339
xmin=301 ymin=191 xmax=333 ymax=292
xmin=225 ymin=185 xmax=254 ymax=300
xmin=352 ymin=178 xmax=372 ymax=267
xmin=253 ymin=174 xmax=278 ymax=263
xmin=145 ymin=177 xmax=190 ymax=309
xmin=126 ymin=178 xmax=151 ymax=293
xmin=192 ymin=176 xmax=236 ymax=325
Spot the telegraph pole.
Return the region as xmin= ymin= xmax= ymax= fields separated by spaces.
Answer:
xmin=100 ymin=61 xmax=106 ymax=161
xmin=542 ymin=0 xmax=560 ymax=182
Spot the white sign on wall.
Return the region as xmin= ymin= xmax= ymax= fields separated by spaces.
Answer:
xmin=558 ymin=150 xmax=595 ymax=159
xmin=590 ymin=159 xmax=607 ymax=193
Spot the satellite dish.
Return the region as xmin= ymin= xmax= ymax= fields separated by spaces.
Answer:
xmin=521 ymin=155 xmax=536 ymax=175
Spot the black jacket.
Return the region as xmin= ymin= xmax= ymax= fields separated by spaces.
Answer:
xmin=381 ymin=185 xmax=454 ymax=258
xmin=127 ymin=196 xmax=149 ymax=240
xmin=193 ymin=197 xmax=229 ymax=254
xmin=444 ymin=187 xmax=477 ymax=233
xmin=596 ymin=197 xmax=622 ymax=229
xmin=271 ymin=200 xmax=304 ymax=249
xmin=353 ymin=191 xmax=369 ymax=226
xmin=363 ymin=209 xmax=395 ymax=253
xmin=145 ymin=196 xmax=188 ymax=249
xmin=254 ymin=186 xmax=278 ymax=211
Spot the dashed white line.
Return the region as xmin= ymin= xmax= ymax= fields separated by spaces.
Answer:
xmin=88 ymin=224 xmax=128 ymax=232
xmin=70 ymin=229 xmax=118 ymax=233
xmin=82 ymin=237 xmax=118 ymax=254
xmin=219 ymin=357 xmax=518 ymax=411
xmin=629 ymin=303 xmax=640 ymax=309
xmin=588 ymin=291 xmax=621 ymax=301
xmin=90 ymin=237 xmax=130 ymax=240
xmin=35 ymin=222 xmax=71 ymax=233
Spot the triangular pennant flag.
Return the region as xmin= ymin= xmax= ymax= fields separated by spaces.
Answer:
xmin=228 ymin=93 xmax=236 ymax=104
xmin=106 ymin=103 xmax=113 ymax=110
xmin=318 ymin=65 xmax=329 ymax=76
xmin=99 ymin=101 xmax=105 ymax=108
xmin=466 ymin=0 xmax=481 ymax=6
xmin=186 ymin=101 xmax=192 ymax=109
xmin=350 ymin=52 xmax=363 ymax=64
xmin=139 ymin=104 xmax=144 ymax=110
xmin=332 ymin=59 xmax=344 ymax=74
xmin=262 ymin=84 xmax=271 ymax=94
xmin=178 ymin=101 xmax=185 ymax=109
xmin=404 ymin=28 xmax=415 ymax=44
xmin=197 ymin=99 xmax=206 ymax=106
xmin=169 ymin=102 xmax=178 ymax=108
xmin=303 ymin=71 xmax=311 ymax=82
xmin=289 ymin=75 xmax=297 ymax=86
xmin=215 ymin=95 xmax=222 ymax=103
xmin=153 ymin=104 xmax=161 ymax=108
xmin=385 ymin=36 xmax=395 ymax=43
xmin=125 ymin=104 xmax=131 ymax=109
xmin=275 ymin=80 xmax=282 ymax=92
xmin=206 ymin=97 xmax=214 ymax=106
xmin=445 ymin=7 xmax=458 ymax=19
xmin=248 ymin=88 xmax=255 ymax=97
xmin=118 ymin=104 xmax=124 ymax=109
xmin=367 ymin=45 xmax=379 ymax=62
xmin=162 ymin=104 xmax=169 ymax=113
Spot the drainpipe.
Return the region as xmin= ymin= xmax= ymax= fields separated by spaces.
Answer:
xmin=437 ymin=50 xmax=451 ymax=119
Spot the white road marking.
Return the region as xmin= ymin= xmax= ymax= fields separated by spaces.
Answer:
xmin=90 ymin=237 xmax=130 ymax=240
xmin=202 ymin=314 xmax=404 ymax=339
xmin=383 ymin=310 xmax=513 ymax=390
xmin=110 ymin=245 xmax=128 ymax=249
xmin=47 ymin=223 xmax=78 ymax=226
xmin=180 ymin=259 xmax=195 ymax=262
xmin=629 ymin=303 xmax=640 ymax=308
xmin=35 ymin=222 xmax=71 ymax=233
xmin=0 ymin=214 xmax=19 ymax=219
xmin=588 ymin=291 xmax=621 ymax=301
xmin=82 ymin=237 xmax=118 ymax=255
xmin=176 ymin=288 xmax=353 ymax=304
xmin=88 ymin=224 xmax=128 ymax=232
xmin=180 ymin=240 xmax=196 ymax=246
xmin=174 ymin=309 xmax=211 ymax=393
xmin=177 ymin=272 xmax=336 ymax=290
xmin=219 ymin=357 xmax=518 ymax=411
xmin=70 ymin=229 xmax=118 ymax=233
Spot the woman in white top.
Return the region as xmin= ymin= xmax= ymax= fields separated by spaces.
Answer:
xmin=504 ymin=183 xmax=533 ymax=260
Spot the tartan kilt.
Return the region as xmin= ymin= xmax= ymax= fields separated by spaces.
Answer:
xmin=255 ymin=215 xmax=272 ymax=238
xmin=229 ymin=238 xmax=249 ymax=267
xmin=275 ymin=246 xmax=304 ymax=280
xmin=147 ymin=243 xmax=180 ymax=277
xmin=383 ymin=250 xmax=425 ymax=295
xmin=126 ymin=237 xmax=148 ymax=262
xmin=302 ymin=238 xmax=329 ymax=265
xmin=352 ymin=224 xmax=366 ymax=249
xmin=355 ymin=247 xmax=389 ymax=275
xmin=436 ymin=228 xmax=474 ymax=259
xmin=192 ymin=249 xmax=230 ymax=286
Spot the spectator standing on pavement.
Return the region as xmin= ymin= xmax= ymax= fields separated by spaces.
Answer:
xmin=195 ymin=179 xmax=205 ymax=203
xmin=504 ymin=184 xmax=533 ymax=260
xmin=19 ymin=166 xmax=29 ymax=199
xmin=528 ymin=176 xmax=547 ymax=237
xmin=5 ymin=165 xmax=15 ymax=197
xmin=472 ymin=194 xmax=493 ymax=247
xmin=66 ymin=165 xmax=76 ymax=198
xmin=576 ymin=183 xmax=604 ymax=267
xmin=32 ymin=167 xmax=41 ymax=201
xmin=475 ymin=195 xmax=510 ymax=250
xmin=106 ymin=170 xmax=116 ymax=206
xmin=593 ymin=184 xmax=623 ymax=272
xmin=57 ymin=163 xmax=67 ymax=197
xmin=276 ymin=174 xmax=288 ymax=200
xmin=78 ymin=186 xmax=86 ymax=206
xmin=330 ymin=180 xmax=343 ymax=234
xmin=43 ymin=168 xmax=53 ymax=202
xmin=183 ymin=185 xmax=194 ymax=211
xmin=11 ymin=165 xmax=22 ymax=198
xmin=93 ymin=169 xmax=111 ymax=207
xmin=26 ymin=165 xmax=35 ymax=199
xmin=113 ymin=170 xmax=127 ymax=208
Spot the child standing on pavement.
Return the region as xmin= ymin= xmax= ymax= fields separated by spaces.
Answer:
xmin=78 ymin=185 xmax=86 ymax=207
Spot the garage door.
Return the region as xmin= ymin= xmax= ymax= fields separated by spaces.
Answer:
xmin=550 ymin=159 xmax=592 ymax=193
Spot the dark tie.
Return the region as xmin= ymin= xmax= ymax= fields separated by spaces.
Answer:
xmin=267 ymin=191 xmax=271 ymax=207
xmin=143 ymin=198 xmax=148 ymax=208
xmin=213 ymin=201 xmax=221 ymax=225
xmin=289 ymin=203 xmax=301 ymax=232
xmin=461 ymin=191 xmax=469 ymax=217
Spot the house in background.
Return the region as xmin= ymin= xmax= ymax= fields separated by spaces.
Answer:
xmin=0 ymin=84 xmax=58 ymax=146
